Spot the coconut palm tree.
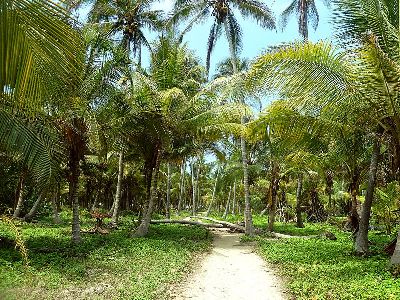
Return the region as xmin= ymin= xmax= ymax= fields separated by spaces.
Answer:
xmin=171 ymin=0 xmax=275 ymax=235
xmin=124 ymin=36 xmax=246 ymax=237
xmin=0 ymin=0 xmax=83 ymax=191
xmin=245 ymin=0 xmax=400 ymax=254
xmin=170 ymin=0 xmax=275 ymax=74
xmin=81 ymin=0 xmax=163 ymax=67
xmin=280 ymin=0 xmax=331 ymax=41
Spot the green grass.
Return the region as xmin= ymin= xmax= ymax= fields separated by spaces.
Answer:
xmin=257 ymin=222 xmax=400 ymax=300
xmin=0 ymin=212 xmax=211 ymax=300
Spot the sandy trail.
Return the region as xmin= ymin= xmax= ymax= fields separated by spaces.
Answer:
xmin=171 ymin=230 xmax=286 ymax=300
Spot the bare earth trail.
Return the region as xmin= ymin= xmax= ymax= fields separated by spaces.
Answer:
xmin=171 ymin=230 xmax=287 ymax=300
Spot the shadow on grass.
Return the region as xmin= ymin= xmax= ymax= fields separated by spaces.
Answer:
xmin=1 ymin=221 xmax=211 ymax=283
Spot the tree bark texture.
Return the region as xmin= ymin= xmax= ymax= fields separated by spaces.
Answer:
xmin=111 ymin=151 xmax=124 ymax=225
xmin=296 ymin=174 xmax=304 ymax=228
xmin=355 ymin=137 xmax=380 ymax=255
xmin=134 ymin=147 xmax=161 ymax=237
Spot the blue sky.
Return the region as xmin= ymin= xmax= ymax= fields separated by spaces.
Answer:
xmin=150 ymin=0 xmax=333 ymax=75
xmin=79 ymin=0 xmax=333 ymax=76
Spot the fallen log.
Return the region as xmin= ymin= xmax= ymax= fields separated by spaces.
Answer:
xmin=269 ymin=231 xmax=336 ymax=240
xmin=150 ymin=219 xmax=224 ymax=228
xmin=190 ymin=216 xmax=245 ymax=232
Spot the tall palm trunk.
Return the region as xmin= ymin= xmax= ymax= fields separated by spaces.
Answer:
xmin=267 ymin=162 xmax=280 ymax=232
xmin=222 ymin=185 xmax=232 ymax=219
xmin=296 ymin=173 xmax=304 ymax=228
xmin=13 ymin=173 xmax=25 ymax=218
xmin=166 ymin=162 xmax=171 ymax=219
xmin=51 ymin=185 xmax=62 ymax=224
xmin=24 ymin=194 xmax=43 ymax=222
xmin=191 ymin=160 xmax=196 ymax=215
xmin=225 ymin=20 xmax=254 ymax=235
xmin=177 ymin=159 xmax=185 ymax=213
xmin=355 ymin=137 xmax=380 ymax=255
xmin=206 ymin=167 xmax=219 ymax=216
xmin=134 ymin=147 xmax=161 ymax=237
xmin=232 ymin=180 xmax=236 ymax=215
xmin=300 ymin=0 xmax=308 ymax=42
xmin=70 ymin=152 xmax=81 ymax=244
xmin=111 ymin=151 xmax=124 ymax=225
xmin=196 ymin=160 xmax=201 ymax=210
xmin=390 ymin=230 xmax=400 ymax=266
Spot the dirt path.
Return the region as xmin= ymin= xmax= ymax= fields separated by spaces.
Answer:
xmin=171 ymin=230 xmax=286 ymax=300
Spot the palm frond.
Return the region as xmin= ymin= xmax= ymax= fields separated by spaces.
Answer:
xmin=247 ymin=42 xmax=356 ymax=115
xmin=0 ymin=111 xmax=62 ymax=191
xmin=0 ymin=0 xmax=84 ymax=111
xmin=231 ymin=0 xmax=275 ymax=29
xmin=280 ymin=0 xmax=297 ymax=30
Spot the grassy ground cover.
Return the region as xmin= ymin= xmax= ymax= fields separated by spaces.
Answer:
xmin=256 ymin=221 xmax=400 ymax=300
xmin=0 ymin=212 xmax=211 ymax=300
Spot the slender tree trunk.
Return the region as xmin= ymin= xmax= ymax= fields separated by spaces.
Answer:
xmin=91 ymin=190 xmax=99 ymax=212
xmin=296 ymin=174 xmax=304 ymax=228
xmin=51 ymin=187 xmax=62 ymax=224
xmin=300 ymin=0 xmax=309 ymax=42
xmin=134 ymin=148 xmax=161 ymax=237
xmin=177 ymin=160 xmax=185 ymax=213
xmin=241 ymin=135 xmax=254 ymax=235
xmin=191 ymin=160 xmax=196 ymax=216
xmin=196 ymin=161 xmax=201 ymax=210
xmin=70 ymin=156 xmax=81 ymax=244
xmin=224 ymin=20 xmax=253 ymax=235
xmin=111 ymin=151 xmax=124 ymax=226
xmin=232 ymin=180 xmax=236 ymax=214
xmin=13 ymin=174 xmax=25 ymax=218
xmin=166 ymin=162 xmax=171 ymax=219
xmin=390 ymin=230 xmax=400 ymax=266
xmin=24 ymin=194 xmax=43 ymax=222
xmin=355 ymin=138 xmax=380 ymax=255
xmin=206 ymin=168 xmax=220 ymax=216
xmin=222 ymin=186 xmax=232 ymax=219
xmin=268 ymin=162 xmax=280 ymax=232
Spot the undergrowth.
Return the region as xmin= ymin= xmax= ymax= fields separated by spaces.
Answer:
xmin=0 ymin=212 xmax=211 ymax=300
xmin=257 ymin=222 xmax=399 ymax=300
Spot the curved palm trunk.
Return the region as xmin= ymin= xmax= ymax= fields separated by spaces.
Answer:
xmin=134 ymin=147 xmax=161 ymax=237
xmin=224 ymin=20 xmax=254 ymax=235
xmin=222 ymin=185 xmax=232 ymax=219
xmin=111 ymin=151 xmax=124 ymax=225
xmin=166 ymin=162 xmax=171 ymax=219
xmin=355 ymin=137 xmax=380 ymax=255
xmin=296 ymin=173 xmax=304 ymax=228
xmin=13 ymin=173 xmax=25 ymax=218
xmin=24 ymin=194 xmax=43 ymax=222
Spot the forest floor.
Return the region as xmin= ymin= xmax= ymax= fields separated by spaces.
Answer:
xmin=170 ymin=229 xmax=286 ymax=300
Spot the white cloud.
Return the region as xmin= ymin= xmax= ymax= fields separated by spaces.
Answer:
xmin=152 ymin=0 xmax=174 ymax=13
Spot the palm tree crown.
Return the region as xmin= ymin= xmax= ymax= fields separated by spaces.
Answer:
xmin=171 ymin=0 xmax=275 ymax=73
xmin=280 ymin=0 xmax=330 ymax=41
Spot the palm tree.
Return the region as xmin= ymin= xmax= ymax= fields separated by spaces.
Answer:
xmin=171 ymin=0 xmax=275 ymax=74
xmin=83 ymin=0 xmax=163 ymax=67
xmin=171 ymin=0 xmax=275 ymax=235
xmin=249 ymin=0 xmax=400 ymax=256
xmin=126 ymin=36 xmax=246 ymax=236
xmin=0 ymin=0 xmax=83 ymax=191
xmin=280 ymin=0 xmax=331 ymax=41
